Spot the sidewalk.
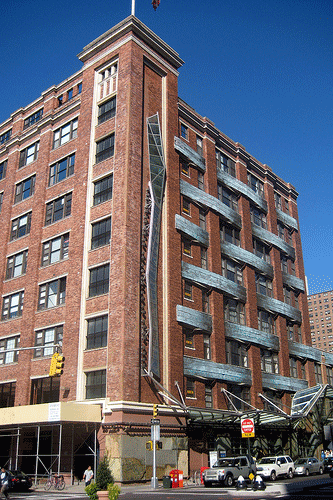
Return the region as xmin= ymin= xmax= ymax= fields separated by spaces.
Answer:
xmin=33 ymin=475 xmax=333 ymax=496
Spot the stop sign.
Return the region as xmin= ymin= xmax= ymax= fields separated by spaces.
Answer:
xmin=241 ymin=418 xmax=255 ymax=437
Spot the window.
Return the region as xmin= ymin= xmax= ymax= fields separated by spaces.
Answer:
xmin=91 ymin=217 xmax=111 ymax=249
xmin=226 ymin=384 xmax=250 ymax=411
xmin=250 ymin=205 xmax=267 ymax=228
xmin=96 ymin=134 xmax=115 ymax=163
xmin=184 ymin=281 xmax=192 ymax=300
xmin=0 ymin=160 xmax=7 ymax=180
xmin=184 ymin=328 xmax=194 ymax=348
xmin=253 ymin=238 xmax=270 ymax=263
xmin=262 ymin=389 xmax=282 ymax=411
xmin=180 ymin=123 xmax=188 ymax=140
xmin=98 ymin=62 xmax=118 ymax=100
xmin=0 ymin=336 xmax=19 ymax=364
xmin=67 ymin=88 xmax=73 ymax=101
xmin=301 ymin=361 xmax=306 ymax=379
xmin=326 ymin=366 xmax=333 ymax=385
xmin=6 ymin=250 xmax=28 ymax=279
xmin=217 ymin=184 xmax=238 ymax=211
xmin=93 ymin=174 xmax=113 ymax=205
xmin=220 ymin=220 xmax=240 ymax=246
xmin=77 ymin=82 xmax=82 ymax=94
xmin=30 ymin=377 xmax=60 ymax=405
xmin=38 ymin=277 xmax=66 ymax=310
xmin=314 ymin=363 xmax=322 ymax=384
xmin=49 ymin=153 xmax=75 ymax=185
xmin=224 ymin=298 xmax=245 ymax=325
xmin=196 ymin=136 xmax=203 ymax=155
xmin=257 ymin=309 xmax=276 ymax=334
xmin=222 ymin=257 xmax=243 ymax=285
xmin=53 ymin=118 xmax=78 ymax=148
xmin=248 ymin=173 xmax=264 ymax=198
xmin=202 ymin=290 xmax=210 ymax=313
xmin=42 ymin=233 xmax=69 ymax=266
xmin=87 ymin=315 xmax=108 ymax=349
xmin=19 ymin=141 xmax=39 ymax=167
xmin=58 ymin=95 xmax=63 ymax=106
xmin=186 ymin=377 xmax=195 ymax=398
xmin=45 ymin=193 xmax=72 ymax=225
xmin=180 ymin=160 xmax=190 ymax=176
xmin=199 ymin=209 xmax=206 ymax=230
xmin=34 ymin=325 xmax=63 ymax=357
xmin=0 ymin=191 xmax=3 ymax=213
xmin=182 ymin=197 xmax=191 ymax=215
xmin=203 ymin=335 xmax=211 ymax=360
xmin=205 ymin=385 xmax=213 ymax=408
xmin=289 ymin=357 xmax=298 ymax=378
xmin=89 ymin=264 xmax=110 ymax=297
xmin=198 ymin=171 xmax=204 ymax=190
xmin=261 ymin=349 xmax=279 ymax=373
xmin=86 ymin=370 xmax=106 ymax=399
xmin=283 ymin=286 xmax=292 ymax=305
xmin=10 ymin=212 xmax=32 ymax=240
xmin=201 ymin=247 xmax=208 ymax=269
xmin=98 ymin=96 xmax=116 ymax=124
xmin=215 ymin=150 xmax=236 ymax=177
xmin=0 ymin=130 xmax=11 ymax=145
xmin=0 ymin=382 xmax=16 ymax=408
xmin=14 ymin=175 xmax=36 ymax=203
xmin=274 ymin=192 xmax=282 ymax=210
xmin=226 ymin=339 xmax=248 ymax=367
xmin=255 ymin=273 xmax=273 ymax=297
xmin=24 ymin=109 xmax=43 ymax=129
xmin=1 ymin=291 xmax=24 ymax=320
xmin=183 ymin=237 xmax=191 ymax=256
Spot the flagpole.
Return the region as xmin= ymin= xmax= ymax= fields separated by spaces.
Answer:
xmin=131 ymin=0 xmax=135 ymax=16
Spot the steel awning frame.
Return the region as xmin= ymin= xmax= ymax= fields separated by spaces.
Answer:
xmin=145 ymin=372 xmax=333 ymax=430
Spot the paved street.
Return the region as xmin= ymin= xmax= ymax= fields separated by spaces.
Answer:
xmin=5 ymin=475 xmax=333 ymax=500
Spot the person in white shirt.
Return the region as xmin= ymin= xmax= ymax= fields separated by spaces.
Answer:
xmin=83 ymin=465 xmax=94 ymax=486
xmin=0 ymin=468 xmax=9 ymax=499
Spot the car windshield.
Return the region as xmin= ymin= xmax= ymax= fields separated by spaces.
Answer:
xmin=258 ymin=458 xmax=276 ymax=464
xmin=324 ymin=458 xmax=333 ymax=463
xmin=213 ymin=459 xmax=235 ymax=468
xmin=295 ymin=459 xmax=307 ymax=464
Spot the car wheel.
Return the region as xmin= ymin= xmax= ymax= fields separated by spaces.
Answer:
xmin=305 ymin=469 xmax=309 ymax=476
xmin=204 ymin=481 xmax=212 ymax=488
xmin=319 ymin=467 xmax=323 ymax=475
xmin=287 ymin=469 xmax=294 ymax=479
xmin=224 ymin=474 xmax=234 ymax=487
xmin=270 ymin=470 xmax=277 ymax=481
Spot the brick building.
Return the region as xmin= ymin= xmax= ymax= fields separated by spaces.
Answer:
xmin=0 ymin=16 xmax=332 ymax=482
xmin=308 ymin=290 xmax=333 ymax=355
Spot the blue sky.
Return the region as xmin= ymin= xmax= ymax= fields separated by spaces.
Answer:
xmin=1 ymin=0 xmax=332 ymax=294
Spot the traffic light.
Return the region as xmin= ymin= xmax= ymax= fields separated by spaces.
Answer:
xmin=156 ymin=441 xmax=163 ymax=450
xmin=145 ymin=441 xmax=153 ymax=450
xmin=153 ymin=404 xmax=158 ymax=418
xmin=49 ymin=353 xmax=64 ymax=377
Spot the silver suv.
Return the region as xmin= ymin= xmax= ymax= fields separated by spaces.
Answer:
xmin=203 ymin=456 xmax=256 ymax=487
xmin=256 ymin=455 xmax=294 ymax=481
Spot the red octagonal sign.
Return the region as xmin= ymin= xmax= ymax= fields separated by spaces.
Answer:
xmin=241 ymin=418 xmax=255 ymax=437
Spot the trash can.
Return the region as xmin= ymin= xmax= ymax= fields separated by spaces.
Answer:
xmin=162 ymin=476 xmax=172 ymax=489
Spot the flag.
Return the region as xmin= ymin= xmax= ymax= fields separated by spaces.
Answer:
xmin=152 ymin=0 xmax=160 ymax=10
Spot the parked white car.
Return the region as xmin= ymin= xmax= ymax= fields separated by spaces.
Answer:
xmin=256 ymin=455 xmax=294 ymax=481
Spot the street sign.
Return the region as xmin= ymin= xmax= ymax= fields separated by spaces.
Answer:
xmin=241 ymin=417 xmax=255 ymax=438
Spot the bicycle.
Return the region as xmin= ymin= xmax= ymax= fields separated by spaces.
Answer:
xmin=44 ymin=474 xmax=65 ymax=490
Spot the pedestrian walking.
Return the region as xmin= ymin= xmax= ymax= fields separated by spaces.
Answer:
xmin=83 ymin=465 xmax=94 ymax=486
xmin=0 ymin=468 xmax=10 ymax=499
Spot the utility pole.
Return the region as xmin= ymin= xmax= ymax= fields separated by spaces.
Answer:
xmin=151 ymin=405 xmax=160 ymax=488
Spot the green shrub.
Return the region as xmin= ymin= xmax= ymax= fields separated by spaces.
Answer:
xmin=85 ymin=482 xmax=98 ymax=500
xmin=107 ymin=483 xmax=121 ymax=500
xmin=96 ymin=455 xmax=114 ymax=490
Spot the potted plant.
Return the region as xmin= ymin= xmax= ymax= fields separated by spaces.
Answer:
xmin=85 ymin=455 xmax=120 ymax=500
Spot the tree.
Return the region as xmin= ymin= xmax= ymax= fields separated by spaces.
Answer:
xmin=96 ymin=455 xmax=113 ymax=490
